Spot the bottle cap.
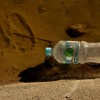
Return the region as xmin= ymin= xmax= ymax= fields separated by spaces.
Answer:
xmin=45 ymin=47 xmax=52 ymax=57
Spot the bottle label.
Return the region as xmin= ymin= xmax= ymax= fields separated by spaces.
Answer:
xmin=64 ymin=41 xmax=79 ymax=64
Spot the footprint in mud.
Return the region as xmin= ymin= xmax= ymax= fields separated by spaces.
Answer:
xmin=8 ymin=13 xmax=35 ymax=53
xmin=0 ymin=25 xmax=11 ymax=49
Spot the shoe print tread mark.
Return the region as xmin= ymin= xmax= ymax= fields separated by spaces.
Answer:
xmin=9 ymin=13 xmax=35 ymax=53
xmin=0 ymin=25 xmax=10 ymax=49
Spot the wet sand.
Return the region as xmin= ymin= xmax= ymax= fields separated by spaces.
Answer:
xmin=0 ymin=0 xmax=100 ymax=84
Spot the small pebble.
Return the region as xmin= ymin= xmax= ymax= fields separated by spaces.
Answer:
xmin=66 ymin=23 xmax=84 ymax=38
xmin=12 ymin=65 xmax=20 ymax=71
xmin=38 ymin=6 xmax=46 ymax=13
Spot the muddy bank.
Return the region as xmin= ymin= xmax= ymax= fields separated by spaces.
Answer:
xmin=0 ymin=0 xmax=100 ymax=85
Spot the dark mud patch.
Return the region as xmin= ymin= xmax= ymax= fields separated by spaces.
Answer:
xmin=19 ymin=57 xmax=100 ymax=82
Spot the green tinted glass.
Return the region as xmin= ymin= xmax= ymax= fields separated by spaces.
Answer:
xmin=64 ymin=48 xmax=74 ymax=57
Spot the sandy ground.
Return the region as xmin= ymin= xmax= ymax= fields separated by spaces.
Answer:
xmin=0 ymin=79 xmax=100 ymax=100
xmin=0 ymin=0 xmax=100 ymax=99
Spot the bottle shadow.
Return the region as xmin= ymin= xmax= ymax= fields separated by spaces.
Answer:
xmin=18 ymin=57 xmax=100 ymax=82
